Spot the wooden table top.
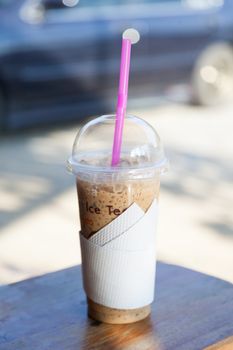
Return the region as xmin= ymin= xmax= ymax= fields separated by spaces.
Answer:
xmin=0 ymin=262 xmax=233 ymax=350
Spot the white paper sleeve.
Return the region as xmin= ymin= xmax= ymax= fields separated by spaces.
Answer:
xmin=79 ymin=198 xmax=158 ymax=309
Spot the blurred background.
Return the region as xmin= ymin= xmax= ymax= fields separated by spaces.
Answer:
xmin=0 ymin=0 xmax=232 ymax=285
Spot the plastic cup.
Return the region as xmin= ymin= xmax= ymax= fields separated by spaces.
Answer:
xmin=67 ymin=114 xmax=168 ymax=324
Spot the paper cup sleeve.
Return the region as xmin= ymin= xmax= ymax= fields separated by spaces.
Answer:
xmin=80 ymin=199 xmax=158 ymax=309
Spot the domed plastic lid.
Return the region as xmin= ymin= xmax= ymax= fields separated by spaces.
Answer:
xmin=67 ymin=115 xmax=168 ymax=175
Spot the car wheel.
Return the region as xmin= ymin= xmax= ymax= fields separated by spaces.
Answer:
xmin=192 ymin=43 xmax=233 ymax=106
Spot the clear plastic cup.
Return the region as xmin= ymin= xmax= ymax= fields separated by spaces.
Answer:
xmin=67 ymin=114 xmax=168 ymax=324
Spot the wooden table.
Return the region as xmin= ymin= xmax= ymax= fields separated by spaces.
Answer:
xmin=0 ymin=262 xmax=233 ymax=350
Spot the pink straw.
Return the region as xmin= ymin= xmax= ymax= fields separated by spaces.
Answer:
xmin=111 ymin=38 xmax=132 ymax=166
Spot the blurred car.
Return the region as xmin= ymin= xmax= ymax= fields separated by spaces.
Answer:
xmin=0 ymin=0 xmax=233 ymax=130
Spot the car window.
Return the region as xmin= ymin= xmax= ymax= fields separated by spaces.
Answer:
xmin=42 ymin=0 xmax=122 ymax=10
xmin=42 ymin=0 xmax=182 ymax=11
xmin=42 ymin=0 xmax=76 ymax=10
xmin=42 ymin=0 xmax=68 ymax=10
xmin=42 ymin=0 xmax=224 ymax=13
xmin=42 ymin=0 xmax=186 ymax=24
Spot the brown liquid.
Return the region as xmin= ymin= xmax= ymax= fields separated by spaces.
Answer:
xmin=77 ymin=177 xmax=160 ymax=239
xmin=76 ymin=176 xmax=160 ymax=324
